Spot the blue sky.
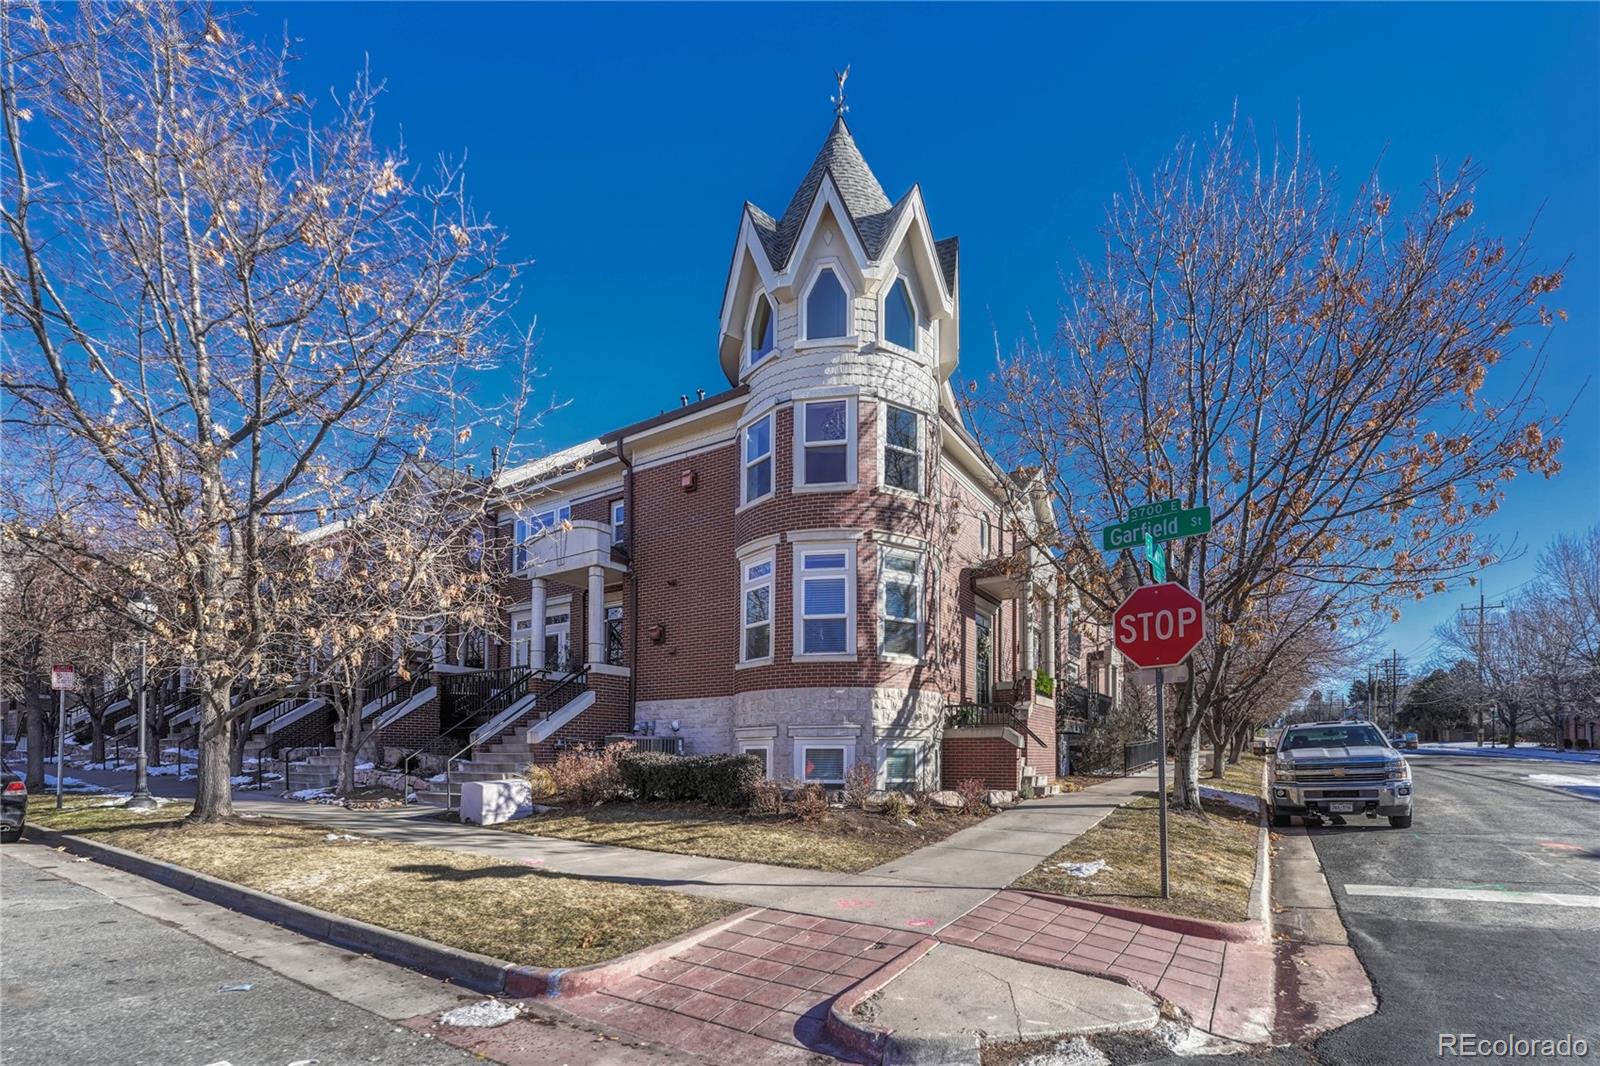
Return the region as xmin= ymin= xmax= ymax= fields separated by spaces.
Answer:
xmin=255 ymin=2 xmax=1598 ymax=682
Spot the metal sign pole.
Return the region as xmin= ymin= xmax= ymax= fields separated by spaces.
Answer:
xmin=1155 ymin=666 xmax=1169 ymax=899
xmin=55 ymin=688 xmax=66 ymax=810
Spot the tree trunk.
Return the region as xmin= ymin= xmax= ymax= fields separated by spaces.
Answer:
xmin=25 ymin=687 xmax=45 ymax=790
xmin=230 ymin=718 xmax=248 ymax=777
xmin=90 ymin=717 xmax=106 ymax=765
xmin=189 ymin=680 xmax=236 ymax=822
xmin=335 ymin=691 xmax=360 ymax=798
xmin=1172 ymin=730 xmax=1204 ymax=810
xmin=1228 ymin=725 xmax=1248 ymax=764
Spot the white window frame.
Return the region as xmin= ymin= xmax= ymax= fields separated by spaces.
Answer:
xmin=792 ymin=541 xmax=857 ymax=660
xmin=878 ymin=546 xmax=925 ymax=663
xmin=745 ymin=291 xmax=777 ymax=371
xmin=739 ymin=551 xmax=775 ymax=666
xmin=798 ymin=261 xmax=855 ymax=346
xmin=740 ymin=742 xmax=774 ymax=780
xmin=978 ymin=513 xmax=991 ymax=555
xmin=879 ymin=273 xmax=920 ymax=355
xmin=610 ymin=499 xmax=625 ymax=545
xmin=741 ymin=413 xmax=775 ymax=506
xmin=794 ymin=741 xmax=854 ymax=786
xmin=881 ymin=742 xmax=921 ymax=791
xmin=794 ymin=395 xmax=857 ymax=491
xmin=879 ymin=401 xmax=923 ymax=496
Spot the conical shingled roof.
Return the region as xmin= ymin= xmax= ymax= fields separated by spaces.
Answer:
xmin=743 ymin=118 xmax=958 ymax=294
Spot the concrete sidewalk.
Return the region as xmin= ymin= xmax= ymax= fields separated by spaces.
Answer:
xmin=233 ymin=769 xmax=1159 ymax=931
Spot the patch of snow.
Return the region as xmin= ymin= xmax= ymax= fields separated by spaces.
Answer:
xmin=228 ymin=773 xmax=283 ymax=786
xmin=323 ymin=833 xmax=359 ymax=842
xmin=439 ymin=999 xmax=521 ymax=1028
xmin=428 ymin=772 xmax=447 ymax=783
xmin=285 ymin=787 xmax=334 ymax=801
xmin=144 ymin=764 xmax=197 ymax=779
xmin=1012 ymin=1036 xmax=1110 ymax=1066
xmin=1056 ymin=858 xmax=1109 ymax=878
xmin=42 ymin=775 xmax=112 ymax=794
xmin=354 ymin=761 xmax=374 ymax=771
xmin=90 ymin=794 xmax=176 ymax=807
xmin=1200 ymin=786 xmax=1263 ymax=814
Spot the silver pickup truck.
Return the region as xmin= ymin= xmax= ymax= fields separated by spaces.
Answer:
xmin=1268 ymin=721 xmax=1413 ymax=829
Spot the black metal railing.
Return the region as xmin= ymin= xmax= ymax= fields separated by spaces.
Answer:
xmin=1124 ymin=738 xmax=1160 ymax=773
xmin=604 ymin=734 xmax=683 ymax=755
xmin=945 ymin=702 xmax=1027 ymax=730
xmin=435 ymin=664 xmax=592 ymax=809
xmin=360 ymin=656 xmax=429 ymax=720
xmin=439 ymin=666 xmax=522 ymax=733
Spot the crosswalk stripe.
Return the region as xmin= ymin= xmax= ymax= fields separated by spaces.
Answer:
xmin=1343 ymin=884 xmax=1600 ymax=908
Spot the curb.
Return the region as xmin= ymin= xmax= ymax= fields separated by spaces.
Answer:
xmin=25 ymin=825 xmax=756 ymax=1000
xmin=822 ymin=935 xmax=940 ymax=1065
xmin=1005 ymin=889 xmax=1263 ymax=944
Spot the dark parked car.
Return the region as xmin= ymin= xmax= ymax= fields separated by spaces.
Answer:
xmin=1 ymin=759 xmax=27 ymax=842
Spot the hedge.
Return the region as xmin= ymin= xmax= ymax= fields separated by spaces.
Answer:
xmin=618 ymin=751 xmax=764 ymax=808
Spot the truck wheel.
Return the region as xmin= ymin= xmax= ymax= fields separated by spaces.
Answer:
xmin=0 ymin=828 xmax=20 ymax=844
xmin=1271 ymin=809 xmax=1292 ymax=828
xmin=1388 ymin=814 xmax=1412 ymax=829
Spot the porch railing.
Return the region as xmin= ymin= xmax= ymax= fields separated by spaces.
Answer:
xmin=944 ymin=702 xmax=1027 ymax=730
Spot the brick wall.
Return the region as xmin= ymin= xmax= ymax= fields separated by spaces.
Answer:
xmin=370 ymin=695 xmax=449 ymax=757
xmin=940 ymin=732 xmax=1023 ymax=791
xmin=268 ymin=705 xmax=334 ymax=751
xmin=529 ymin=672 xmax=632 ymax=762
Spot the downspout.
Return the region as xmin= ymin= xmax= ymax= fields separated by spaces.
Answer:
xmin=613 ymin=434 xmax=638 ymax=730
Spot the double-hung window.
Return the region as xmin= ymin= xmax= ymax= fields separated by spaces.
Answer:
xmin=880 ymin=548 xmax=924 ymax=659
xmin=798 ymin=548 xmax=853 ymax=656
xmin=742 ymin=415 xmax=773 ymax=505
xmin=741 ymin=556 xmax=774 ymax=663
xmin=882 ymin=404 xmax=921 ymax=494
xmin=799 ymin=398 xmax=853 ymax=487
xmin=611 ymin=500 xmax=625 ymax=545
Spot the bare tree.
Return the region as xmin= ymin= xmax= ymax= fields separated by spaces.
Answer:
xmin=2 ymin=5 xmax=532 ymax=820
xmin=972 ymin=116 xmax=1568 ymax=808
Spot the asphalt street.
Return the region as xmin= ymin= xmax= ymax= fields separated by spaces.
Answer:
xmin=1113 ymin=754 xmax=1600 ymax=1066
xmin=0 ymin=853 xmax=482 ymax=1066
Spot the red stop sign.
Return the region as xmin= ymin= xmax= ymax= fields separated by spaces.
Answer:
xmin=1113 ymin=583 xmax=1206 ymax=669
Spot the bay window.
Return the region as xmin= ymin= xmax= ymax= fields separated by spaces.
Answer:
xmin=798 ymin=397 xmax=854 ymax=488
xmin=796 ymin=546 xmax=854 ymax=656
xmin=882 ymin=404 xmax=921 ymax=493
xmin=880 ymin=547 xmax=924 ymax=659
xmin=741 ymin=555 xmax=774 ymax=663
xmin=742 ymin=415 xmax=773 ymax=505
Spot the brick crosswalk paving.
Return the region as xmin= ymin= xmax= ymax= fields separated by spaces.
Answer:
xmin=937 ymin=889 xmax=1229 ymax=1028
xmin=558 ymin=910 xmax=926 ymax=1063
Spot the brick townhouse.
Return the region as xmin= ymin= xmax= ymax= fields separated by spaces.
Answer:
xmin=411 ymin=116 xmax=1123 ymax=801
xmin=171 ymin=117 xmax=1126 ymax=800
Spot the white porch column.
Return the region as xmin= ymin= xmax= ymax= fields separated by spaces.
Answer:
xmin=1041 ymin=595 xmax=1056 ymax=677
xmin=1018 ymin=587 xmax=1035 ymax=677
xmin=586 ymin=565 xmax=606 ymax=666
xmin=529 ymin=577 xmax=547 ymax=670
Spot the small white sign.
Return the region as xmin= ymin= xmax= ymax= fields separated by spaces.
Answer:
xmin=1130 ymin=663 xmax=1189 ymax=686
xmin=50 ymin=664 xmax=76 ymax=691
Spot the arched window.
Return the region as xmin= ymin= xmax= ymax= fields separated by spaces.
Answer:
xmin=885 ymin=277 xmax=916 ymax=350
xmin=748 ymin=294 xmax=775 ymax=365
xmin=805 ymin=267 xmax=849 ymax=340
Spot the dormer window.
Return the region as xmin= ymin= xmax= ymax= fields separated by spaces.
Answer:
xmin=748 ymin=294 xmax=775 ymax=366
xmin=804 ymin=267 xmax=849 ymax=341
xmin=885 ymin=277 xmax=917 ymax=351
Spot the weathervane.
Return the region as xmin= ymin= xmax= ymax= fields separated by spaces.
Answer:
xmin=831 ymin=65 xmax=850 ymax=118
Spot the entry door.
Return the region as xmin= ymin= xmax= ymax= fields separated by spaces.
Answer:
xmin=975 ymin=609 xmax=994 ymax=703
xmin=544 ymin=612 xmax=571 ymax=670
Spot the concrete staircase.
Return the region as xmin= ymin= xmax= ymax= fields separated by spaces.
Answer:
xmin=283 ymin=748 xmax=342 ymax=793
xmin=416 ymin=723 xmax=539 ymax=809
xmin=1021 ymin=763 xmax=1060 ymax=796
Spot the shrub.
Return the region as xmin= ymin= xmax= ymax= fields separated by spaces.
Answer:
xmin=617 ymin=751 xmax=764 ymax=809
xmin=524 ymin=764 xmax=556 ymax=800
xmin=750 ymin=776 xmax=785 ymax=816
xmin=843 ymin=762 xmax=875 ymax=810
xmin=1035 ymin=671 xmax=1056 ymax=698
xmin=550 ymin=742 xmax=631 ymax=804
xmin=882 ymin=791 xmax=912 ymax=821
xmin=955 ymin=776 xmax=988 ymax=812
xmin=786 ymin=780 xmax=829 ymax=822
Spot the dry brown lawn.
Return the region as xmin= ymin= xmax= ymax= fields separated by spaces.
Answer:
xmin=1205 ymin=753 xmax=1267 ymax=798
xmin=495 ymin=801 xmax=990 ymax=873
xmin=31 ymin=798 xmax=737 ymax=968
xmin=1011 ymin=794 xmax=1261 ymax=922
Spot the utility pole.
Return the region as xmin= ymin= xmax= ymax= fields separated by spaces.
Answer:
xmin=1460 ymin=591 xmax=1503 ymax=747
xmin=1390 ymin=650 xmax=1400 ymax=732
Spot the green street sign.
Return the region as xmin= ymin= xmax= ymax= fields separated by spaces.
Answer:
xmin=1102 ymin=505 xmax=1212 ymax=551
xmin=1144 ymin=532 xmax=1167 ymax=582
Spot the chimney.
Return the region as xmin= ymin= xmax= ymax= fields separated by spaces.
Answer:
xmin=680 ymin=394 xmax=689 ymax=407
xmin=696 ymin=388 xmax=706 ymax=402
